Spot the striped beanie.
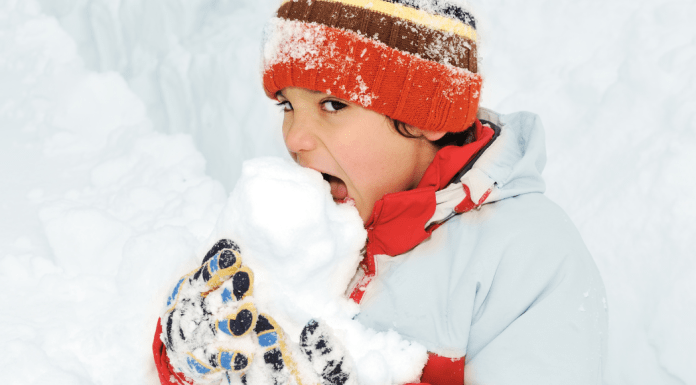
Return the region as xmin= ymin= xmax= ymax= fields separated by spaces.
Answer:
xmin=261 ymin=0 xmax=481 ymax=133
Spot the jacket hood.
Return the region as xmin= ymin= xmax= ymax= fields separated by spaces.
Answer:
xmin=475 ymin=108 xmax=547 ymax=201
xmin=426 ymin=108 xmax=548 ymax=228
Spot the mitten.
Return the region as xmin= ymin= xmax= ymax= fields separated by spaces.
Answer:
xmin=161 ymin=239 xmax=305 ymax=385
xmin=300 ymin=320 xmax=355 ymax=385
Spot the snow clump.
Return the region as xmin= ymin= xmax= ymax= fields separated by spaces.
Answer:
xmin=211 ymin=157 xmax=428 ymax=384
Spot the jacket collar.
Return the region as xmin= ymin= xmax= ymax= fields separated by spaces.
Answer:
xmin=362 ymin=120 xmax=496 ymax=270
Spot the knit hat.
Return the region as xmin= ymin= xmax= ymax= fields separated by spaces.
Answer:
xmin=261 ymin=0 xmax=481 ymax=133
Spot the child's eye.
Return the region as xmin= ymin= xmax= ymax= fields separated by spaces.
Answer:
xmin=322 ymin=100 xmax=347 ymax=112
xmin=276 ymin=101 xmax=293 ymax=112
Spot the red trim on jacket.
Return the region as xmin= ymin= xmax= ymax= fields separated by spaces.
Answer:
xmin=419 ymin=354 xmax=466 ymax=385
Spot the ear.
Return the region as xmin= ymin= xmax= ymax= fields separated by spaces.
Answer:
xmin=406 ymin=125 xmax=447 ymax=141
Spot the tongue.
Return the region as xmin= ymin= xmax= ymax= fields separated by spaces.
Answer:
xmin=327 ymin=176 xmax=348 ymax=201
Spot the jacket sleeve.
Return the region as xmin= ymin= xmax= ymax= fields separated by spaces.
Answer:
xmin=153 ymin=319 xmax=194 ymax=385
xmin=462 ymin=202 xmax=608 ymax=385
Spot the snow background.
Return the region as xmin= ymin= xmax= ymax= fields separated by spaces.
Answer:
xmin=0 ymin=0 xmax=694 ymax=384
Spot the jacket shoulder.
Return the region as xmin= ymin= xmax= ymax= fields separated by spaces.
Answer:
xmin=455 ymin=194 xmax=608 ymax=384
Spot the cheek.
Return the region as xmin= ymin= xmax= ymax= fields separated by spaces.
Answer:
xmin=340 ymin=127 xmax=409 ymax=188
xmin=363 ymin=141 xmax=420 ymax=193
xmin=344 ymin=146 xmax=395 ymax=196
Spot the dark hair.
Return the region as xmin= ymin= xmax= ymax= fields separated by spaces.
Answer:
xmin=391 ymin=119 xmax=476 ymax=148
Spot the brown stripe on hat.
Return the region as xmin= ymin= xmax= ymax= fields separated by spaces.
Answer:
xmin=277 ymin=0 xmax=477 ymax=73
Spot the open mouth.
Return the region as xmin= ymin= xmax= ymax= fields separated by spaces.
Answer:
xmin=321 ymin=172 xmax=350 ymax=203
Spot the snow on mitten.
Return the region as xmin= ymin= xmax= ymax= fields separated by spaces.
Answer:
xmin=161 ymin=239 xmax=306 ymax=385
xmin=300 ymin=320 xmax=356 ymax=385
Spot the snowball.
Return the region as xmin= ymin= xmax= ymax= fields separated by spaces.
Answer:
xmin=212 ymin=157 xmax=428 ymax=384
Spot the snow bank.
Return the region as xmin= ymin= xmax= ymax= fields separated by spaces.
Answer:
xmin=1 ymin=2 xmax=226 ymax=383
xmin=32 ymin=0 xmax=286 ymax=191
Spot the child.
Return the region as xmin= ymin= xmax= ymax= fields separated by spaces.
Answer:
xmin=154 ymin=0 xmax=608 ymax=384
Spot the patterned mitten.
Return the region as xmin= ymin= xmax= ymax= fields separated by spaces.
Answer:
xmin=300 ymin=320 xmax=356 ymax=385
xmin=161 ymin=239 xmax=306 ymax=385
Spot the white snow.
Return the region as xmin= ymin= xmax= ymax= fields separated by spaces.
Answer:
xmin=214 ymin=158 xmax=367 ymax=333
xmin=263 ymin=18 xmax=328 ymax=70
xmin=198 ymin=157 xmax=427 ymax=384
xmin=1 ymin=0 xmax=695 ymax=385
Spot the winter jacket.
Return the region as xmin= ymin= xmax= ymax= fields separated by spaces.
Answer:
xmin=153 ymin=109 xmax=608 ymax=385
xmin=348 ymin=108 xmax=608 ymax=385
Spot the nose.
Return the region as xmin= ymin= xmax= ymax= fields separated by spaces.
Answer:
xmin=283 ymin=112 xmax=319 ymax=155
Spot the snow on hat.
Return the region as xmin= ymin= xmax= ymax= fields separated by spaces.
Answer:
xmin=262 ymin=0 xmax=482 ymax=133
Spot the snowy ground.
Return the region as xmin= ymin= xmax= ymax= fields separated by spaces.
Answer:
xmin=1 ymin=0 xmax=694 ymax=384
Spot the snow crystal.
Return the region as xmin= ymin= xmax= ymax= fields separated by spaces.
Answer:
xmin=351 ymin=75 xmax=376 ymax=106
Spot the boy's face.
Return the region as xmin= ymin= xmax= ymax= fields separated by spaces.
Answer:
xmin=277 ymin=87 xmax=443 ymax=224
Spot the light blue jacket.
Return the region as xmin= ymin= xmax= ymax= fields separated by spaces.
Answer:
xmin=355 ymin=109 xmax=608 ymax=385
